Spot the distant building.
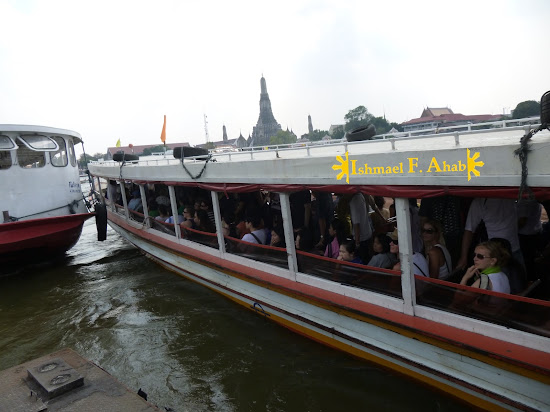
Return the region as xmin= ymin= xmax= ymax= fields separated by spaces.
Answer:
xmin=106 ymin=142 xmax=190 ymax=160
xmin=195 ymin=126 xmax=248 ymax=151
xmin=328 ymin=124 xmax=344 ymax=136
xmin=250 ymin=76 xmax=282 ymax=146
xmin=401 ymin=107 xmax=501 ymax=132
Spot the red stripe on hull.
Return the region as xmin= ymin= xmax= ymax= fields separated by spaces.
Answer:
xmin=0 ymin=213 xmax=93 ymax=264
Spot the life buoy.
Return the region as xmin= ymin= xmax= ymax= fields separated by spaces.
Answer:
xmin=346 ymin=124 xmax=376 ymax=142
xmin=95 ymin=202 xmax=108 ymax=241
xmin=112 ymin=152 xmax=139 ymax=162
xmin=173 ymin=147 xmax=209 ymax=159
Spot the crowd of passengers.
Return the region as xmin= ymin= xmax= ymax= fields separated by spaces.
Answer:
xmin=112 ymin=182 xmax=550 ymax=297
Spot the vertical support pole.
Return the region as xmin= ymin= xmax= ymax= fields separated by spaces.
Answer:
xmin=119 ymin=181 xmax=130 ymax=220
xmin=280 ymin=192 xmax=298 ymax=279
xmin=107 ymin=181 xmax=115 ymax=211
xmin=168 ymin=185 xmax=181 ymax=239
xmin=96 ymin=177 xmax=104 ymax=202
xmin=139 ymin=184 xmax=150 ymax=228
xmin=395 ymin=197 xmax=416 ymax=316
xmin=211 ymin=191 xmax=225 ymax=254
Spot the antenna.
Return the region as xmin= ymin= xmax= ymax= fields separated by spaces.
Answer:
xmin=204 ymin=114 xmax=210 ymax=144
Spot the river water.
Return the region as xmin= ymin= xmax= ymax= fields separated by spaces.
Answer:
xmin=0 ymin=219 xmax=472 ymax=411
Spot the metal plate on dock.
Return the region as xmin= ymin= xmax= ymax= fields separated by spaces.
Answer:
xmin=27 ymin=357 xmax=83 ymax=399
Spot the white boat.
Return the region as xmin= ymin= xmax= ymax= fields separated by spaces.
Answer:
xmin=0 ymin=125 xmax=93 ymax=271
xmin=88 ymin=104 xmax=550 ymax=410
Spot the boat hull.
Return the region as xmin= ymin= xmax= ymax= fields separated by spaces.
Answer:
xmin=106 ymin=212 xmax=550 ymax=412
xmin=0 ymin=213 xmax=93 ymax=267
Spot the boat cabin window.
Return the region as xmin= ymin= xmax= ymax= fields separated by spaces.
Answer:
xmin=0 ymin=135 xmax=17 ymax=150
xmin=17 ymin=134 xmax=58 ymax=151
xmin=50 ymin=136 xmax=68 ymax=167
xmin=0 ymin=151 xmax=11 ymax=170
xmin=17 ymin=146 xmax=45 ymax=168
xmin=68 ymin=140 xmax=77 ymax=167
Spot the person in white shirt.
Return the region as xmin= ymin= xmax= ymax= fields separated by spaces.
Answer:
xmin=241 ymin=215 xmax=267 ymax=245
xmin=456 ymin=198 xmax=523 ymax=270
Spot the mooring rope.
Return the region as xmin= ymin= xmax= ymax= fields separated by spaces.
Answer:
xmin=180 ymin=154 xmax=213 ymax=180
xmin=514 ymin=124 xmax=545 ymax=201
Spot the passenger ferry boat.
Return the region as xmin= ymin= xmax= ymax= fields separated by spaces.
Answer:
xmin=88 ymin=109 xmax=550 ymax=410
xmin=0 ymin=125 xmax=93 ymax=271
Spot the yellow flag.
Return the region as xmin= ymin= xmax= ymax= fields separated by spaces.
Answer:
xmin=160 ymin=115 xmax=166 ymax=143
xmin=116 ymin=138 xmax=121 ymax=147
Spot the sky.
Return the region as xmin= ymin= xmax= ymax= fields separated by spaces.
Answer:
xmin=0 ymin=0 xmax=548 ymax=155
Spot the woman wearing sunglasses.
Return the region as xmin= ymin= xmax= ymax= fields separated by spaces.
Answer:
xmin=460 ymin=240 xmax=511 ymax=293
xmin=421 ymin=219 xmax=452 ymax=280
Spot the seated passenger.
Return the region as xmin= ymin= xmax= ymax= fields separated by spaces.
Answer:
xmin=295 ymin=227 xmax=314 ymax=252
xmin=166 ymin=213 xmax=184 ymax=224
xmin=127 ymin=190 xmax=142 ymax=211
xmin=241 ymin=214 xmax=267 ymax=244
xmin=489 ymin=237 xmax=526 ymax=294
xmin=338 ymin=240 xmax=364 ymax=265
xmin=194 ymin=209 xmax=216 ymax=233
xmin=147 ymin=199 xmax=159 ymax=217
xmin=324 ymin=219 xmax=346 ymax=259
xmin=181 ymin=206 xmax=195 ymax=227
xmin=270 ymin=225 xmax=285 ymax=248
xmin=390 ymin=236 xmax=429 ymax=276
xmin=155 ymin=204 xmax=170 ymax=222
xmin=367 ymin=234 xmax=398 ymax=269
xmin=222 ymin=212 xmax=237 ymax=238
xmin=421 ymin=218 xmax=452 ymax=280
xmin=460 ymin=240 xmax=511 ymax=294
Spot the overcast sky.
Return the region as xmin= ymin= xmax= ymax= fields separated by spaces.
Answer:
xmin=1 ymin=0 xmax=548 ymax=155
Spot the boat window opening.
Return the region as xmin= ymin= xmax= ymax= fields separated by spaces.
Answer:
xmin=151 ymin=218 xmax=177 ymax=237
xmin=0 ymin=135 xmax=16 ymax=150
xmin=67 ymin=140 xmax=77 ymax=167
xmin=224 ymin=236 xmax=289 ymax=270
xmin=296 ymin=251 xmax=403 ymax=298
xmin=17 ymin=145 xmax=45 ymax=168
xmin=416 ymin=276 xmax=550 ymax=338
xmin=0 ymin=151 xmax=12 ymax=170
xmin=128 ymin=208 xmax=146 ymax=224
xmin=181 ymin=226 xmax=219 ymax=249
xmin=18 ymin=134 xmax=58 ymax=151
xmin=49 ymin=136 xmax=68 ymax=167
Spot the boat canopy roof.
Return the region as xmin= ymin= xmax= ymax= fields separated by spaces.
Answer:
xmin=0 ymin=124 xmax=83 ymax=145
xmin=89 ymin=122 xmax=550 ymax=200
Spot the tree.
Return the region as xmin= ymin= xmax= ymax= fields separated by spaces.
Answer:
xmin=344 ymin=106 xmax=374 ymax=132
xmin=306 ymin=129 xmax=330 ymax=142
xmin=270 ymin=130 xmax=297 ymax=145
xmin=512 ymin=100 xmax=540 ymax=119
xmin=142 ymin=145 xmax=166 ymax=156
xmin=205 ymin=142 xmax=216 ymax=150
xmin=330 ymin=125 xmax=345 ymax=140
xmin=78 ymin=152 xmax=106 ymax=169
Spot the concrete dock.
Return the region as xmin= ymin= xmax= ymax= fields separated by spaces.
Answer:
xmin=0 ymin=348 xmax=159 ymax=411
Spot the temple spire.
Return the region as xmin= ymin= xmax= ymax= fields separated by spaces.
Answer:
xmin=250 ymin=75 xmax=282 ymax=146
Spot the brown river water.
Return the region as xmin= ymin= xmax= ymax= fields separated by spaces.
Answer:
xmin=0 ymin=219 xmax=473 ymax=411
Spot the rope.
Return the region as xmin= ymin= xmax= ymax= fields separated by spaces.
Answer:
xmin=180 ymin=154 xmax=213 ymax=180
xmin=10 ymin=200 xmax=80 ymax=221
xmin=119 ymin=159 xmax=127 ymax=180
xmin=514 ymin=124 xmax=544 ymax=201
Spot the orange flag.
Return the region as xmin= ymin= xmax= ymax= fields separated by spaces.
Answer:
xmin=160 ymin=115 xmax=166 ymax=143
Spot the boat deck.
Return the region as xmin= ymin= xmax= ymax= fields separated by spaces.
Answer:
xmin=0 ymin=348 xmax=159 ymax=411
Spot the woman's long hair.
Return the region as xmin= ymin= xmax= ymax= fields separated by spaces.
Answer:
xmin=195 ymin=209 xmax=215 ymax=233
